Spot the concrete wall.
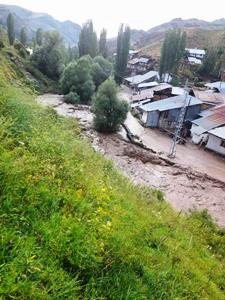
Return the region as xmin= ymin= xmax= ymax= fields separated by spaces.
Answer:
xmin=206 ymin=134 xmax=225 ymax=156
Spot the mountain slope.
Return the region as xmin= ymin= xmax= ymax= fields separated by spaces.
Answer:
xmin=139 ymin=27 xmax=225 ymax=59
xmin=1 ymin=34 xmax=225 ymax=299
xmin=133 ymin=17 xmax=225 ymax=47
xmin=0 ymin=4 xmax=81 ymax=45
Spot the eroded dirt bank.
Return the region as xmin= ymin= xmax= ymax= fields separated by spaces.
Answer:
xmin=37 ymin=94 xmax=225 ymax=227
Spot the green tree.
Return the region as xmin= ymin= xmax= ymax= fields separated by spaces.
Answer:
xmin=159 ymin=29 xmax=186 ymax=78
xmin=198 ymin=48 xmax=217 ymax=78
xmin=99 ymin=28 xmax=107 ymax=58
xmin=20 ymin=27 xmax=27 ymax=46
xmin=31 ymin=31 xmax=64 ymax=80
xmin=115 ymin=24 xmax=130 ymax=84
xmin=60 ymin=55 xmax=95 ymax=103
xmin=92 ymin=78 xmax=129 ymax=133
xmin=92 ymin=56 xmax=113 ymax=88
xmin=7 ymin=13 xmax=15 ymax=46
xmin=67 ymin=45 xmax=79 ymax=62
xmin=36 ymin=28 xmax=43 ymax=46
xmin=78 ymin=20 xmax=98 ymax=58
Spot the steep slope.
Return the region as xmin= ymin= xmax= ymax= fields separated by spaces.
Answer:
xmin=0 ymin=4 xmax=81 ymax=45
xmin=1 ymin=39 xmax=225 ymax=299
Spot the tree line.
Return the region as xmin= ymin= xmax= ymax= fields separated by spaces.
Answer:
xmin=4 ymin=13 xmax=130 ymax=134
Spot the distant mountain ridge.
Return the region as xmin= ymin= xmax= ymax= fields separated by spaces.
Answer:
xmin=0 ymin=4 xmax=81 ymax=45
xmin=130 ymin=17 xmax=225 ymax=47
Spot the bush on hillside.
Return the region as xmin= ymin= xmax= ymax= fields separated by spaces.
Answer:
xmin=92 ymin=78 xmax=129 ymax=133
xmin=64 ymin=91 xmax=80 ymax=104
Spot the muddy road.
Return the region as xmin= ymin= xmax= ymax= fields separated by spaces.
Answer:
xmin=37 ymin=94 xmax=225 ymax=227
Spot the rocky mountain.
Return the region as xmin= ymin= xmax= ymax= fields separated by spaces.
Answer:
xmin=0 ymin=4 xmax=81 ymax=45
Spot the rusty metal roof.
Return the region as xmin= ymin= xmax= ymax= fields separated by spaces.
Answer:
xmin=193 ymin=90 xmax=225 ymax=105
xmin=192 ymin=105 xmax=225 ymax=130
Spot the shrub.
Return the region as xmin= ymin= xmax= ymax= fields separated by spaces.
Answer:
xmin=92 ymin=78 xmax=129 ymax=133
xmin=60 ymin=56 xmax=95 ymax=103
xmin=64 ymin=92 xmax=80 ymax=104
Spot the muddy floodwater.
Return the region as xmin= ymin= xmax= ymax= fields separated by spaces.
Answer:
xmin=37 ymin=94 xmax=225 ymax=227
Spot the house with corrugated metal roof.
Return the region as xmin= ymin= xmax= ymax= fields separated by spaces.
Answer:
xmin=191 ymin=105 xmax=225 ymax=144
xmin=127 ymin=56 xmax=155 ymax=73
xmin=139 ymin=95 xmax=202 ymax=131
xmin=185 ymin=48 xmax=206 ymax=59
xmin=206 ymin=126 xmax=225 ymax=156
xmin=190 ymin=89 xmax=225 ymax=107
xmin=205 ymin=82 xmax=225 ymax=95
xmin=124 ymin=71 xmax=159 ymax=89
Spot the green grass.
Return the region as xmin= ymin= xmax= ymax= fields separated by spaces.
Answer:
xmin=0 ymin=49 xmax=225 ymax=300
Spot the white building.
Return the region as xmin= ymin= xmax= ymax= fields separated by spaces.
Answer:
xmin=185 ymin=48 xmax=206 ymax=59
xmin=206 ymin=126 xmax=225 ymax=156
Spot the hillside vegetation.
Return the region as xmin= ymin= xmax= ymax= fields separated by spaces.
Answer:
xmin=140 ymin=28 xmax=225 ymax=59
xmin=1 ymin=41 xmax=225 ymax=300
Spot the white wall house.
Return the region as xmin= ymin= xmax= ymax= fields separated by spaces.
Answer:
xmin=206 ymin=126 xmax=225 ymax=156
xmin=185 ymin=48 xmax=206 ymax=60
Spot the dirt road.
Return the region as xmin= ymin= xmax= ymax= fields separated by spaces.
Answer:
xmin=37 ymin=94 xmax=225 ymax=227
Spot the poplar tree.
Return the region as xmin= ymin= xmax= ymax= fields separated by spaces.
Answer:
xmin=78 ymin=20 xmax=98 ymax=58
xmin=159 ymin=29 xmax=186 ymax=79
xmin=99 ymin=28 xmax=107 ymax=58
xmin=20 ymin=27 xmax=27 ymax=46
xmin=36 ymin=28 xmax=43 ymax=46
xmin=7 ymin=13 xmax=15 ymax=46
xmin=115 ymin=24 xmax=130 ymax=84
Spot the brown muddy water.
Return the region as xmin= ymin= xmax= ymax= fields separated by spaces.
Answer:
xmin=37 ymin=94 xmax=225 ymax=227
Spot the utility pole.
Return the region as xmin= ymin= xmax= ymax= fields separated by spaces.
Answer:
xmin=168 ymin=80 xmax=190 ymax=158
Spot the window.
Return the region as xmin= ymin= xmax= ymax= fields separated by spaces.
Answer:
xmin=220 ymin=140 xmax=225 ymax=148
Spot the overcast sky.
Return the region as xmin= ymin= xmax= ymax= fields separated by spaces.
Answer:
xmin=1 ymin=0 xmax=225 ymax=37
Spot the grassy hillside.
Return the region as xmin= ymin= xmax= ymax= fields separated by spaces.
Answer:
xmin=1 ymin=46 xmax=225 ymax=299
xmin=141 ymin=28 xmax=225 ymax=59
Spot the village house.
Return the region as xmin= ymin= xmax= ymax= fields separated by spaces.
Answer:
xmin=152 ymin=83 xmax=173 ymax=100
xmin=188 ymin=57 xmax=202 ymax=65
xmin=138 ymin=81 xmax=159 ymax=91
xmin=205 ymin=81 xmax=225 ymax=95
xmin=139 ymin=95 xmax=202 ymax=131
xmin=127 ymin=58 xmax=139 ymax=71
xmin=124 ymin=71 xmax=159 ymax=89
xmin=206 ymin=126 xmax=225 ymax=156
xmin=185 ymin=48 xmax=206 ymax=60
xmin=185 ymin=48 xmax=206 ymax=65
xmin=131 ymin=83 xmax=172 ymax=103
xmin=191 ymin=105 xmax=225 ymax=144
xmin=190 ymin=89 xmax=225 ymax=108
xmin=128 ymin=50 xmax=140 ymax=60
xmin=127 ymin=56 xmax=155 ymax=73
